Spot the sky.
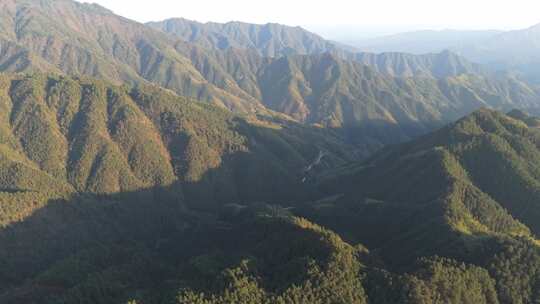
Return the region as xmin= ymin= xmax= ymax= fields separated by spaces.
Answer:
xmin=78 ymin=0 xmax=540 ymax=40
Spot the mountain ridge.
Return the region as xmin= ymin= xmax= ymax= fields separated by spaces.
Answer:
xmin=2 ymin=0 xmax=535 ymax=150
xmin=147 ymin=17 xmax=340 ymax=57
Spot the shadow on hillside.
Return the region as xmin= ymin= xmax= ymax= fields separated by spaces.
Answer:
xmin=0 ymin=116 xmax=451 ymax=302
xmin=0 ymin=117 xmax=353 ymax=302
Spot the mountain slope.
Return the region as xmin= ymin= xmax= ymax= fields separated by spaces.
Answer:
xmin=147 ymin=18 xmax=339 ymax=57
xmin=152 ymin=44 xmax=530 ymax=153
xmin=150 ymin=17 xmax=486 ymax=79
xmin=0 ymin=73 xmax=360 ymax=221
xmin=290 ymin=109 xmax=540 ymax=303
xmin=0 ymin=0 xmax=267 ymax=112
xmin=308 ymin=109 xmax=540 ymax=258
xmin=1 ymin=76 xmax=540 ymax=304
xmin=252 ymin=54 xmax=540 ymax=138
xmin=192 ymin=49 xmax=538 ymax=152
xmin=0 ymin=72 xmax=371 ymax=304
xmin=347 ymin=50 xmax=484 ymax=78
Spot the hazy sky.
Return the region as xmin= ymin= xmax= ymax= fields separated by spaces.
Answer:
xmin=78 ymin=0 xmax=540 ymax=39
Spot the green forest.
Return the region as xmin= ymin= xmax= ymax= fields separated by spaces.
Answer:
xmin=2 ymin=0 xmax=540 ymax=303
xmin=0 ymin=73 xmax=540 ymax=304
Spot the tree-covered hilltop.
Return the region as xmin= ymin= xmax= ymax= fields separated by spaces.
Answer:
xmin=295 ymin=108 xmax=540 ymax=303
xmin=315 ymin=108 xmax=540 ymax=237
xmin=175 ymin=206 xmax=368 ymax=304
xmin=307 ymin=108 xmax=540 ymax=254
xmin=0 ymin=197 xmax=512 ymax=304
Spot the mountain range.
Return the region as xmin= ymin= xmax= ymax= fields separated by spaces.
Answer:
xmin=3 ymin=90 xmax=540 ymax=303
xmin=344 ymin=23 xmax=540 ymax=84
xmin=2 ymin=0 xmax=539 ymax=151
xmin=147 ymin=18 xmax=339 ymax=58
xmin=453 ymin=24 xmax=540 ymax=83
xmin=1 ymin=0 xmax=540 ymax=303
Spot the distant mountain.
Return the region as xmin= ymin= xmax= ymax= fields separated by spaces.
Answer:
xmin=150 ymin=17 xmax=486 ymax=79
xmin=350 ymin=29 xmax=502 ymax=54
xmin=147 ymin=18 xmax=339 ymax=57
xmin=252 ymin=53 xmax=539 ymax=135
xmin=340 ymin=24 xmax=540 ymax=84
xmin=345 ymin=50 xmax=485 ymax=78
xmin=154 ymin=39 xmax=540 ymax=150
xmin=170 ymin=49 xmax=539 ymax=154
xmin=455 ymin=23 xmax=540 ymax=65
xmin=453 ymin=23 xmax=540 ymax=82
xmin=0 ymin=0 xmax=500 ymax=128
xmin=3 ymin=0 xmax=525 ymax=156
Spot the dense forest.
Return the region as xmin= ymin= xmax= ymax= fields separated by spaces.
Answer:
xmin=1 ymin=73 xmax=540 ymax=304
xmin=2 ymin=0 xmax=540 ymax=303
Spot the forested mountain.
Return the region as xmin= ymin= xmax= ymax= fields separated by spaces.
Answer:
xmin=2 ymin=0 xmax=540 ymax=303
xmin=0 ymin=0 xmax=270 ymax=112
xmin=312 ymin=108 xmax=540 ymax=245
xmin=171 ymin=46 xmax=508 ymax=132
xmin=0 ymin=73 xmax=364 ymax=303
xmin=0 ymin=73 xmax=359 ymax=216
xmin=296 ymin=108 xmax=540 ymax=303
xmin=159 ymin=43 xmax=540 ymax=147
xmin=1 ymin=0 xmax=536 ymax=149
xmin=147 ymin=18 xmax=338 ymax=58
xmin=5 ymin=98 xmax=540 ymax=303
xmin=149 ymin=17 xmax=486 ymax=79
xmin=249 ymin=53 xmax=538 ymax=127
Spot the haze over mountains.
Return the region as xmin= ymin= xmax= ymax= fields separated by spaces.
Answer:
xmin=349 ymin=23 xmax=540 ymax=83
xmin=349 ymin=29 xmax=503 ymax=55
xmin=1 ymin=0 xmax=540 ymax=303
xmin=453 ymin=24 xmax=540 ymax=82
